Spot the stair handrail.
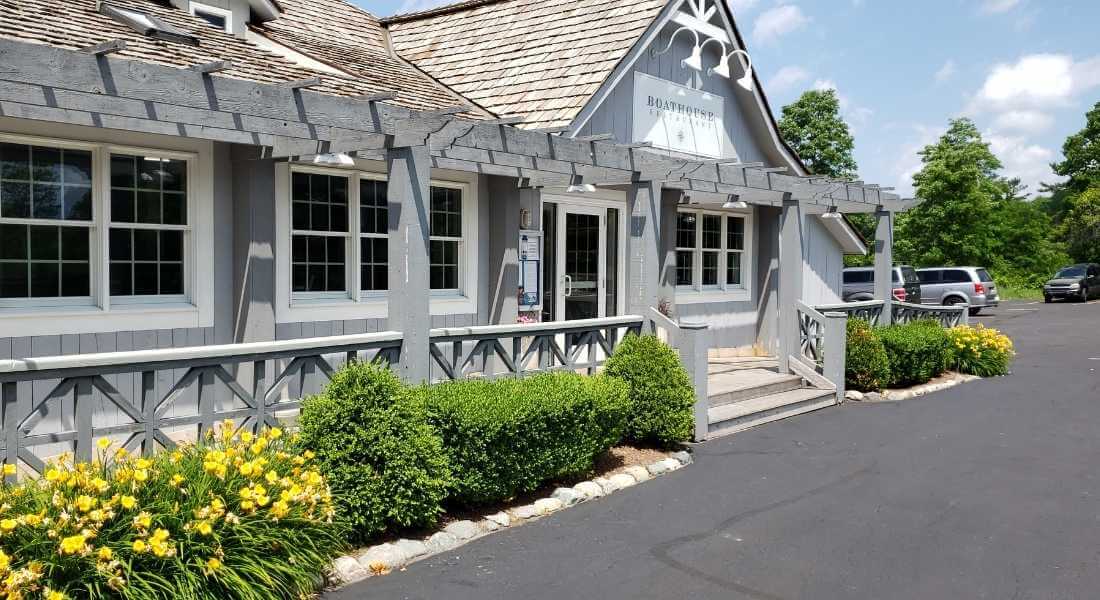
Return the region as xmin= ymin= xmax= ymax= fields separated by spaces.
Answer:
xmin=793 ymin=301 xmax=848 ymax=403
xmin=647 ymin=306 xmax=710 ymax=442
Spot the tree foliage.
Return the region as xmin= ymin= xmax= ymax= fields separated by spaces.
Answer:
xmin=895 ymin=118 xmax=1068 ymax=287
xmin=1052 ymin=101 xmax=1100 ymax=194
xmin=778 ymin=89 xmax=857 ymax=179
xmin=1062 ymin=186 xmax=1100 ymax=264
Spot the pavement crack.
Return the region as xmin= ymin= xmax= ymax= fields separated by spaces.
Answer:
xmin=649 ymin=464 xmax=874 ymax=600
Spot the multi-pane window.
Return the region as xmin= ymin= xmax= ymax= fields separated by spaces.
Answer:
xmin=291 ymin=172 xmax=348 ymax=293
xmin=675 ymin=212 xmax=695 ymax=286
xmin=429 ymin=186 xmax=462 ymax=291
xmin=359 ymin=178 xmax=388 ymax=292
xmin=0 ymin=143 xmax=93 ymax=299
xmin=676 ymin=209 xmax=748 ymax=293
xmin=109 ymin=154 xmax=188 ymax=297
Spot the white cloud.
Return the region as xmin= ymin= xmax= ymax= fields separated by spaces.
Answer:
xmin=992 ymin=110 xmax=1054 ymax=135
xmin=980 ymin=0 xmax=1021 ymax=14
xmin=986 ymin=133 xmax=1061 ymax=194
xmin=971 ymin=54 xmax=1076 ymax=112
xmin=752 ymin=5 xmax=810 ymax=45
xmin=889 ymin=124 xmax=944 ymax=198
xmin=727 ymin=0 xmax=759 ymax=16
xmin=768 ymin=66 xmax=810 ymax=93
xmin=934 ymin=59 xmax=956 ymax=84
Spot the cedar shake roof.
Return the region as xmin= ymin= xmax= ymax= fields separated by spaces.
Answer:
xmin=0 ymin=0 xmax=476 ymax=113
xmin=251 ymin=0 xmax=483 ymax=114
xmin=384 ymin=0 xmax=668 ymax=129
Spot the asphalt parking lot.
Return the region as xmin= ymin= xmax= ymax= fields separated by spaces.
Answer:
xmin=334 ymin=299 xmax=1100 ymax=600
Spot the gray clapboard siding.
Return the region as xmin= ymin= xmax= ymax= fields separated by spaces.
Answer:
xmin=575 ymin=25 xmax=768 ymax=164
xmin=801 ymin=215 xmax=845 ymax=306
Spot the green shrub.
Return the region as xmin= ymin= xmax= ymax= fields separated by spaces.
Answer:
xmin=414 ymin=372 xmax=630 ymax=506
xmin=845 ymin=318 xmax=890 ymax=392
xmin=603 ymin=334 xmax=695 ymax=446
xmin=297 ymin=362 xmax=451 ymax=543
xmin=876 ymin=319 xmax=951 ymax=387
xmin=0 ymin=425 xmax=344 ymax=599
xmin=947 ymin=323 xmax=1015 ymax=376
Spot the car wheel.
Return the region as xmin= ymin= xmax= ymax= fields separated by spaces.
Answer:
xmin=1082 ymin=287 xmax=1090 ymax=302
xmin=968 ymin=307 xmax=981 ymax=316
xmin=1044 ymin=295 xmax=1053 ymax=303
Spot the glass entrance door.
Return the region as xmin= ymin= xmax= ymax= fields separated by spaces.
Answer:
xmin=556 ymin=205 xmax=607 ymax=321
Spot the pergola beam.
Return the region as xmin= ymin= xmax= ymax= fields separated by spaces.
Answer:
xmin=0 ymin=37 xmax=916 ymax=213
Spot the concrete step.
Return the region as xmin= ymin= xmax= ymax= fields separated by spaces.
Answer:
xmin=707 ymin=356 xmax=779 ymax=374
xmin=707 ymin=387 xmax=837 ymax=439
xmin=708 ymin=369 xmax=804 ymax=407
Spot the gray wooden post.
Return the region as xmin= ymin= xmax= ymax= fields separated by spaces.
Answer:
xmin=388 ymin=144 xmax=432 ymax=383
xmin=658 ymin=189 xmax=680 ymax=316
xmin=822 ymin=312 xmax=848 ymax=403
xmin=777 ymin=194 xmax=801 ymax=373
xmin=874 ymin=207 xmax=894 ymax=326
xmin=628 ymin=180 xmax=662 ymax=319
xmin=1 ymin=381 xmax=15 ymax=482
xmin=678 ymin=320 xmax=710 ymax=442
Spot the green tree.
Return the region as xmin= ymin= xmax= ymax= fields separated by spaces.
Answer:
xmin=778 ymin=89 xmax=871 ymax=265
xmin=778 ymin=89 xmax=857 ymax=178
xmin=1052 ymin=101 xmax=1100 ymax=194
xmin=1062 ymin=186 xmax=1100 ymax=264
xmin=895 ymin=118 xmax=1002 ymax=267
xmin=988 ymin=178 xmax=1070 ymax=287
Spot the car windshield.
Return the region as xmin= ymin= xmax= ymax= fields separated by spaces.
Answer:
xmin=1055 ymin=266 xmax=1086 ymax=278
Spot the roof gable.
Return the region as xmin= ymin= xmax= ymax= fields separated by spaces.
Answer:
xmin=385 ymin=0 xmax=666 ymax=129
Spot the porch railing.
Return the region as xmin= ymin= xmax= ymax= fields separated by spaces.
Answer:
xmin=0 ymin=332 xmax=403 ymax=473
xmin=812 ymin=300 xmax=886 ymax=326
xmin=427 ymin=315 xmax=644 ymax=380
xmin=791 ymin=301 xmax=845 ymax=400
xmin=812 ymin=299 xmax=968 ymax=328
xmin=891 ymin=300 xmax=969 ymax=327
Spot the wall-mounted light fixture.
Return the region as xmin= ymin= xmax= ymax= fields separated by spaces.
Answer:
xmin=722 ymin=195 xmax=748 ymax=209
xmin=821 ymin=205 xmax=842 ymax=219
xmin=312 ymin=153 xmax=355 ymax=166
xmin=652 ymin=3 xmax=755 ymax=92
xmin=566 ymin=175 xmax=596 ymax=194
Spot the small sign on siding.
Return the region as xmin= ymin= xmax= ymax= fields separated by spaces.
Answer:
xmin=632 ymin=72 xmax=728 ymax=159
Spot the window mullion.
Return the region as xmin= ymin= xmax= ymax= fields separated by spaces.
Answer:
xmin=97 ymin=147 xmax=111 ymax=312
xmin=694 ymin=212 xmax=702 ymax=291
xmin=350 ymin=173 xmax=361 ymax=302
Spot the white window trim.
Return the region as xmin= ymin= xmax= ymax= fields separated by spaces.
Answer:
xmin=274 ymin=162 xmax=480 ymax=323
xmin=189 ymin=1 xmax=233 ymax=33
xmin=0 ymin=133 xmax=214 ymax=337
xmin=674 ymin=207 xmax=754 ymax=304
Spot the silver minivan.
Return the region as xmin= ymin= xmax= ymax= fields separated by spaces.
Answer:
xmin=916 ymin=267 xmax=999 ymax=315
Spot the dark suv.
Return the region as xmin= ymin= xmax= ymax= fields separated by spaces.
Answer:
xmin=842 ymin=266 xmax=921 ymax=304
xmin=1044 ymin=263 xmax=1100 ymax=302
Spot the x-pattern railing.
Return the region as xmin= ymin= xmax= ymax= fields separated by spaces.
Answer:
xmin=796 ymin=301 xmax=828 ymax=371
xmin=428 ymin=316 xmax=644 ymax=381
xmin=0 ymin=333 xmax=402 ymax=474
xmin=892 ymin=301 xmax=967 ymax=328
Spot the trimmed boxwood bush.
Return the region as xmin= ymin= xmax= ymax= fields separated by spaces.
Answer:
xmin=603 ymin=334 xmax=695 ymax=446
xmin=845 ymin=318 xmax=890 ymax=392
xmin=876 ymin=320 xmax=951 ymax=387
xmin=413 ymin=372 xmax=630 ymax=506
xmin=297 ymin=362 xmax=451 ymax=543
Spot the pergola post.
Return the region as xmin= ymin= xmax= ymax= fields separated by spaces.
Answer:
xmin=874 ymin=207 xmax=894 ymax=326
xmin=777 ymin=194 xmax=801 ymax=373
xmin=627 ymin=179 xmax=662 ymax=318
xmin=387 ymin=144 xmax=432 ymax=383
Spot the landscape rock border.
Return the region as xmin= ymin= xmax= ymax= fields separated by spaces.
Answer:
xmin=327 ymin=449 xmax=694 ymax=587
xmin=845 ymin=371 xmax=982 ymax=403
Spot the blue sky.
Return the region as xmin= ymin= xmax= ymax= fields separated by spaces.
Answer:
xmin=357 ymin=0 xmax=1100 ymax=198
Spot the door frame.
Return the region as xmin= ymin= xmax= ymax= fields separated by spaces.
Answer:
xmin=542 ymin=192 xmax=628 ymax=321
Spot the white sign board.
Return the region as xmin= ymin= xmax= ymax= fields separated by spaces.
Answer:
xmin=632 ymin=72 xmax=728 ymax=159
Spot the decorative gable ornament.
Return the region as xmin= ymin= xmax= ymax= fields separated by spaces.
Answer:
xmin=656 ymin=0 xmax=754 ymax=90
